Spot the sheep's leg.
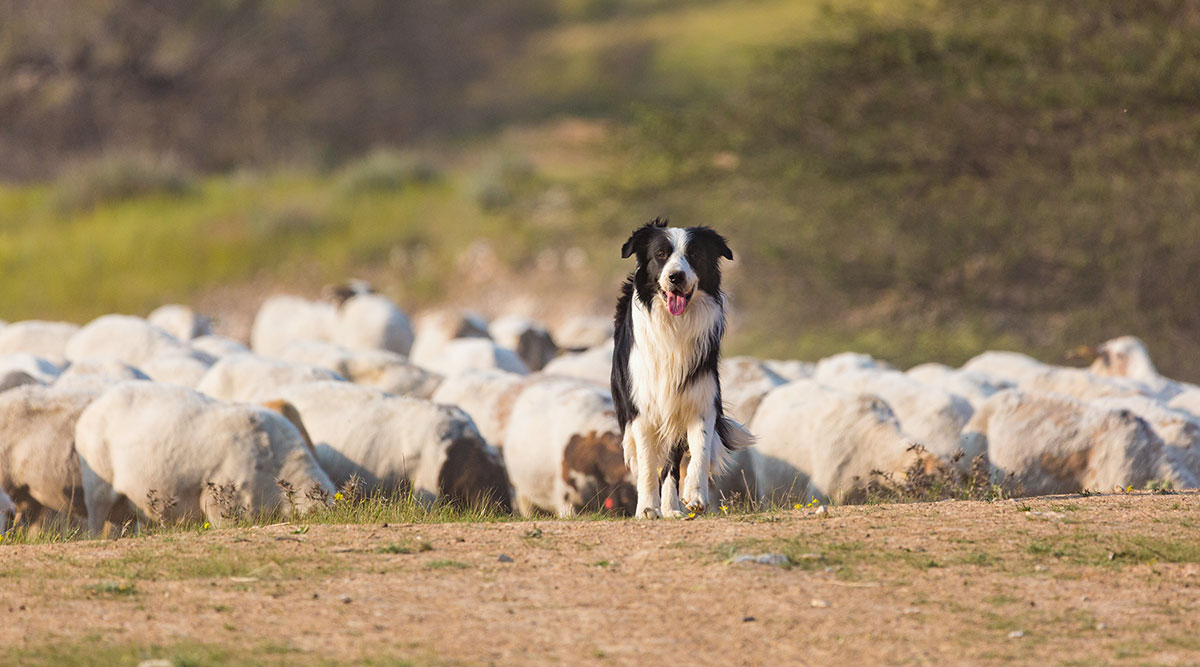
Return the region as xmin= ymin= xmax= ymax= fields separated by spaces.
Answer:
xmin=681 ymin=414 xmax=716 ymax=514
xmin=515 ymin=495 xmax=538 ymax=518
xmin=80 ymin=459 xmax=120 ymax=537
xmin=632 ymin=419 xmax=662 ymax=519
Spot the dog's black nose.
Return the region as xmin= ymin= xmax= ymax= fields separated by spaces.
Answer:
xmin=668 ymin=271 xmax=685 ymax=286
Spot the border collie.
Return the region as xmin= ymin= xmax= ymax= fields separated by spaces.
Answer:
xmin=610 ymin=218 xmax=754 ymax=518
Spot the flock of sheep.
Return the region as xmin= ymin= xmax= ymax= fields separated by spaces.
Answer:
xmin=1 ymin=282 xmax=1197 ymax=538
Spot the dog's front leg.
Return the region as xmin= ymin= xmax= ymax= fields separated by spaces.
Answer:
xmin=631 ymin=419 xmax=662 ymax=519
xmin=681 ymin=414 xmax=715 ymax=513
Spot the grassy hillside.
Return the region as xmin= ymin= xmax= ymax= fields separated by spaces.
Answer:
xmin=4 ymin=0 xmax=1200 ymax=379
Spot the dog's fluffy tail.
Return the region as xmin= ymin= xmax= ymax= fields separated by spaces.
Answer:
xmin=711 ymin=416 xmax=755 ymax=475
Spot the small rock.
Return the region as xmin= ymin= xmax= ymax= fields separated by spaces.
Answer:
xmin=815 ymin=505 xmax=828 ymax=516
xmin=796 ymin=553 xmax=824 ymax=561
xmin=730 ymin=553 xmax=790 ymax=567
xmin=498 ymin=553 xmax=514 ymax=563
xmin=312 ymin=593 xmax=319 ymax=599
xmin=339 ymin=595 xmax=352 ymax=604
xmin=1096 ymin=622 xmax=1107 ymax=630
xmin=743 ymin=616 xmax=756 ymax=623
xmin=138 ymin=661 xmax=174 ymax=667
xmin=1008 ymin=630 xmax=1024 ymax=639
xmin=1034 ymin=565 xmax=1047 ymax=572
xmin=1081 ymin=595 xmax=1090 ymax=601
xmin=811 ymin=599 xmax=831 ymax=608
xmin=903 ymin=607 xmax=921 ymax=615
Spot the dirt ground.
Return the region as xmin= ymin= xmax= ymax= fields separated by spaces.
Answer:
xmin=3 ymin=492 xmax=1200 ymax=666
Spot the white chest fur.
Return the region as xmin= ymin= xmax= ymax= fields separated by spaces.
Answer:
xmin=628 ymin=291 xmax=723 ymax=446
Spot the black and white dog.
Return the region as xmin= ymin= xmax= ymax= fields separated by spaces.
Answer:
xmin=610 ymin=218 xmax=754 ymax=518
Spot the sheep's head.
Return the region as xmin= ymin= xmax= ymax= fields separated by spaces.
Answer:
xmin=1086 ymin=336 xmax=1157 ymax=381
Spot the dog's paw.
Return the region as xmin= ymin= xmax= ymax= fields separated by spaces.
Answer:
xmin=638 ymin=507 xmax=662 ymax=520
xmin=662 ymin=508 xmax=685 ymax=519
xmin=684 ymin=498 xmax=707 ymax=514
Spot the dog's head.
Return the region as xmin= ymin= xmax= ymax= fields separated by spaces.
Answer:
xmin=620 ymin=217 xmax=732 ymax=316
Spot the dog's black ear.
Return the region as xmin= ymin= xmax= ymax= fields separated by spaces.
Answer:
xmin=690 ymin=226 xmax=733 ymax=261
xmin=620 ymin=217 xmax=669 ymax=259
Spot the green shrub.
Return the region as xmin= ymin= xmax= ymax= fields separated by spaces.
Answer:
xmin=335 ymin=149 xmax=440 ymax=197
xmin=54 ymin=152 xmax=196 ymax=212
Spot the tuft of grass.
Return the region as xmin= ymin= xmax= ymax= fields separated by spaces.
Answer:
xmin=377 ymin=540 xmax=434 ymax=555
xmin=425 ymin=559 xmax=471 ymax=570
xmin=861 ymin=447 xmax=1021 ymax=504
xmin=85 ymin=581 xmax=138 ymax=597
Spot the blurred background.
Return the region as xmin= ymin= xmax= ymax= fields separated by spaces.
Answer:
xmin=3 ymin=0 xmax=1199 ymax=378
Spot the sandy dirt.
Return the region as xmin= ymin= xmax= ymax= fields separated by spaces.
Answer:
xmin=3 ymin=492 xmax=1200 ymax=665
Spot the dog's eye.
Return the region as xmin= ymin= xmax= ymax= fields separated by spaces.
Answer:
xmin=655 ymin=250 xmax=668 ymax=260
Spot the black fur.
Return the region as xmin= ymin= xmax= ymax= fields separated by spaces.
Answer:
xmin=611 ymin=277 xmax=638 ymax=435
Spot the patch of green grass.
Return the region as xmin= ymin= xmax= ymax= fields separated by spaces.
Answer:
xmin=8 ymin=638 xmax=419 ymax=667
xmin=1026 ymin=532 xmax=1200 ymax=567
xmin=377 ymin=540 xmax=434 ymax=555
xmin=425 ymin=559 xmax=471 ymax=570
xmin=84 ymin=581 xmax=138 ymax=597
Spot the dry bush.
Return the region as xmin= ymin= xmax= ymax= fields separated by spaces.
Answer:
xmin=861 ymin=445 xmax=1021 ymax=504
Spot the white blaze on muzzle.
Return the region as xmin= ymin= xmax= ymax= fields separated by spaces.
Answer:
xmin=659 ymin=228 xmax=697 ymax=316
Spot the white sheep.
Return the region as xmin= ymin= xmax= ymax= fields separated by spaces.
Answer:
xmin=139 ymin=352 xmax=213 ymax=388
xmin=53 ymin=358 xmax=150 ymax=393
xmin=75 ymin=382 xmax=335 ymax=533
xmin=812 ymin=351 xmax=891 ymax=382
xmin=1168 ymin=388 xmax=1200 ymax=421
xmin=333 ymin=292 xmax=415 ymax=356
xmin=961 ymin=389 xmax=1166 ymax=496
xmin=65 ymin=314 xmax=213 ymax=368
xmin=190 ymin=334 xmax=252 ymax=359
xmin=960 ymin=350 xmax=1047 ymax=387
xmin=1092 ymin=396 xmax=1200 ymax=489
xmin=0 ymin=384 xmax=97 ymax=526
xmin=0 ymin=321 xmax=80 ymax=364
xmin=408 ymin=308 xmax=490 ymax=369
xmin=962 ymin=349 xmax=1151 ymax=402
xmin=195 ymin=353 xmax=344 ymax=403
xmin=719 ymin=356 xmax=788 ymax=425
xmin=250 ymin=295 xmax=338 ymax=357
xmin=429 ymin=369 xmax=526 ymax=448
xmin=818 ymin=368 xmax=976 ymax=465
xmin=419 ymin=338 xmax=529 ymax=377
xmin=541 ymin=342 xmax=613 ymax=386
xmin=552 ymin=315 xmax=613 ymax=351
xmin=760 ymin=359 xmax=815 ymax=383
xmin=906 ymin=362 xmax=1011 ymax=409
xmin=0 ymin=353 xmax=64 ymax=385
xmin=147 ymin=304 xmax=213 ymax=341
xmin=274 ymin=381 xmax=511 ymax=509
xmin=750 ymin=380 xmax=938 ymax=505
xmin=277 ymin=340 xmax=442 ymax=398
xmin=1087 ymin=336 xmax=1193 ymax=400
xmin=489 ymin=315 xmax=558 ymax=372
xmin=502 ymin=377 xmax=635 ymax=517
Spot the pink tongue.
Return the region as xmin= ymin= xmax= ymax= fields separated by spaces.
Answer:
xmin=667 ymin=292 xmax=688 ymax=316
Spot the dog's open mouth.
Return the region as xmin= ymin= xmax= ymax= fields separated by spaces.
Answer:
xmin=664 ymin=289 xmax=693 ymax=316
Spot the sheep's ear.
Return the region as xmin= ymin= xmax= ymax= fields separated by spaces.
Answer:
xmin=690 ymin=226 xmax=733 ymax=260
xmin=620 ymin=217 xmax=669 ymax=259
